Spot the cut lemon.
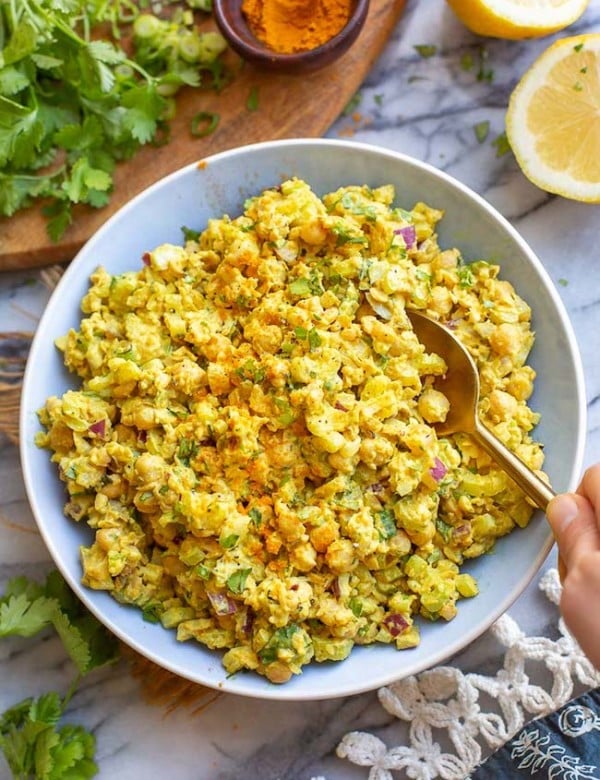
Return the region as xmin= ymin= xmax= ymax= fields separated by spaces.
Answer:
xmin=506 ymin=34 xmax=600 ymax=202
xmin=446 ymin=0 xmax=589 ymax=39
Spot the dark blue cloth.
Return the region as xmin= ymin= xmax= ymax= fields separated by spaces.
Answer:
xmin=472 ymin=687 xmax=600 ymax=779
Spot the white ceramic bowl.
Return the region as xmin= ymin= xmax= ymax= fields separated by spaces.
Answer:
xmin=20 ymin=139 xmax=586 ymax=701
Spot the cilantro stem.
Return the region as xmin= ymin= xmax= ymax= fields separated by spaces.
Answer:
xmin=62 ymin=674 xmax=82 ymax=710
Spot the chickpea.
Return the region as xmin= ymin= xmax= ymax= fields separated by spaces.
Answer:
xmin=299 ymin=219 xmax=328 ymax=245
xmin=96 ymin=527 xmax=121 ymax=551
xmin=488 ymin=389 xmax=518 ymax=421
xmin=135 ymin=452 xmax=165 ymax=483
xmin=489 ymin=323 xmax=521 ymax=357
xmin=252 ymin=325 xmax=282 ymax=354
xmin=505 ymin=366 xmax=535 ymax=401
xmin=310 ymin=521 xmax=339 ymax=553
xmin=325 ymin=538 xmax=356 ymax=574
xmin=264 ymin=661 xmax=293 ymax=684
xmin=290 ymin=541 xmax=317 ymax=572
xmin=417 ymin=387 xmax=450 ymax=423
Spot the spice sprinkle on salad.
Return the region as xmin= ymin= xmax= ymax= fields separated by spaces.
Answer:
xmin=36 ymin=179 xmax=545 ymax=683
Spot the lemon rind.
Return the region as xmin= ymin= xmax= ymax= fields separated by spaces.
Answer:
xmin=506 ymin=34 xmax=600 ymax=203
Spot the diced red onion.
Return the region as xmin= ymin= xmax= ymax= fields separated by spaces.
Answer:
xmin=335 ymin=402 xmax=348 ymax=412
xmin=242 ymin=608 xmax=255 ymax=635
xmin=429 ymin=457 xmax=447 ymax=482
xmin=453 ymin=523 xmax=471 ymax=540
xmin=331 ymin=577 xmax=341 ymax=598
xmin=89 ymin=420 xmax=106 ymax=437
xmin=207 ymin=590 xmax=237 ymax=616
xmin=444 ymin=318 xmax=460 ymax=330
xmin=384 ymin=613 xmax=409 ymax=637
xmin=369 ymin=482 xmax=385 ymax=494
xmin=394 ymin=226 xmax=416 ymax=249
xmin=142 ymin=252 xmax=151 ymax=266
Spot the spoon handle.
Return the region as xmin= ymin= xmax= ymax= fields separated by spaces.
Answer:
xmin=472 ymin=419 xmax=556 ymax=511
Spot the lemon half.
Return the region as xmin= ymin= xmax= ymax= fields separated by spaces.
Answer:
xmin=506 ymin=34 xmax=600 ymax=202
xmin=446 ymin=0 xmax=589 ymax=39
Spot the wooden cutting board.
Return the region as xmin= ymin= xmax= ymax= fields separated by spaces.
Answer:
xmin=0 ymin=0 xmax=405 ymax=271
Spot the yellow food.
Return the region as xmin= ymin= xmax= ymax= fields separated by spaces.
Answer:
xmin=446 ymin=0 xmax=589 ymax=39
xmin=506 ymin=34 xmax=600 ymax=202
xmin=36 ymin=179 xmax=545 ymax=684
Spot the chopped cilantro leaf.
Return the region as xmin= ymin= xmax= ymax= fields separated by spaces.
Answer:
xmin=457 ymin=265 xmax=475 ymax=288
xmin=181 ymin=225 xmax=201 ymax=241
xmin=308 ymin=328 xmax=322 ymax=351
xmin=435 ymin=518 xmax=453 ymax=543
xmin=258 ymin=624 xmax=301 ymax=664
xmin=342 ymin=92 xmax=362 ymax=116
xmin=227 ymin=568 xmax=252 ymax=594
xmin=492 ymin=132 xmax=512 ymax=158
xmin=460 ymin=52 xmax=474 ymax=71
xmin=246 ymin=86 xmax=259 ymax=111
xmin=249 ymin=508 xmax=262 ymax=526
xmin=220 ymin=534 xmax=239 ymax=549
xmin=414 ymin=44 xmax=437 ymax=58
xmin=474 ymin=120 xmax=490 ymax=144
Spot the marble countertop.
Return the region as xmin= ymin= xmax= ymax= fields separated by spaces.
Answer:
xmin=1 ymin=1 xmax=599 ymax=777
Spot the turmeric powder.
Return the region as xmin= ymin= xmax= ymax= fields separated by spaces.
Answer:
xmin=242 ymin=0 xmax=354 ymax=55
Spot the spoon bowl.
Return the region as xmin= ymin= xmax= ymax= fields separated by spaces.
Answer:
xmin=407 ymin=309 xmax=556 ymax=511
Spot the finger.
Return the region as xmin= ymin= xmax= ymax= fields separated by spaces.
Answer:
xmin=578 ymin=464 xmax=600 ymax=526
xmin=558 ymin=553 xmax=567 ymax=584
xmin=546 ymin=493 xmax=600 ymax=571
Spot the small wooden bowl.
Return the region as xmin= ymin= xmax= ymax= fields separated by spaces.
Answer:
xmin=213 ymin=0 xmax=370 ymax=74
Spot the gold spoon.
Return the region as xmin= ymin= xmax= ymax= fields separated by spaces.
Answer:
xmin=407 ymin=309 xmax=556 ymax=511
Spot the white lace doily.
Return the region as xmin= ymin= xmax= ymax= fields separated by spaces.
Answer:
xmin=334 ymin=569 xmax=600 ymax=780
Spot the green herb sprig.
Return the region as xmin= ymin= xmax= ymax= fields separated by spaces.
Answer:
xmin=0 ymin=571 xmax=121 ymax=779
xmin=0 ymin=0 xmax=227 ymax=240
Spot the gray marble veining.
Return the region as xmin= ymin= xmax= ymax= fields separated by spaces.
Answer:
xmin=1 ymin=0 xmax=599 ymax=777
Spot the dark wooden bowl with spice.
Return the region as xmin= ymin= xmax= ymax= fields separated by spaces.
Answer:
xmin=213 ymin=0 xmax=370 ymax=73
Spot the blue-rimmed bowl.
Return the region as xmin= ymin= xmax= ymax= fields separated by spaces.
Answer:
xmin=20 ymin=139 xmax=586 ymax=701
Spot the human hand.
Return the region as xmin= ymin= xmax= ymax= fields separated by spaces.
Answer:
xmin=546 ymin=464 xmax=600 ymax=669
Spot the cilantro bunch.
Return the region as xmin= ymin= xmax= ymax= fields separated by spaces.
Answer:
xmin=0 ymin=571 xmax=120 ymax=779
xmin=0 ymin=0 xmax=226 ymax=240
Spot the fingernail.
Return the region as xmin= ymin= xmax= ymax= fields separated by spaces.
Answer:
xmin=547 ymin=494 xmax=579 ymax=535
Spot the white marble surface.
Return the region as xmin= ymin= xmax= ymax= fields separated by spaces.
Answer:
xmin=1 ymin=1 xmax=599 ymax=777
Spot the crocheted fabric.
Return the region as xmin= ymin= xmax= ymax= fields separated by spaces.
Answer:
xmin=336 ymin=569 xmax=600 ymax=779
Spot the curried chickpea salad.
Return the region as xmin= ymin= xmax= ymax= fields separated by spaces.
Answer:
xmin=36 ymin=179 xmax=546 ymax=684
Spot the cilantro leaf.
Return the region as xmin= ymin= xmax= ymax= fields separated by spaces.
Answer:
xmin=121 ymin=84 xmax=165 ymax=144
xmin=0 ymin=572 xmax=119 ymax=672
xmin=0 ymin=66 xmax=30 ymax=96
xmin=51 ymin=610 xmax=92 ymax=675
xmin=227 ymin=568 xmax=252 ymax=594
xmin=0 ymin=593 xmax=57 ymax=638
xmin=2 ymin=19 xmax=38 ymax=67
xmin=0 ymin=693 xmax=98 ymax=780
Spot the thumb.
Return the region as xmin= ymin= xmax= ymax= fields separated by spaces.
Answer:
xmin=546 ymin=493 xmax=600 ymax=573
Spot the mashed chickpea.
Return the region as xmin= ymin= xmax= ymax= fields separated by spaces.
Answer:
xmin=36 ymin=179 xmax=545 ymax=683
